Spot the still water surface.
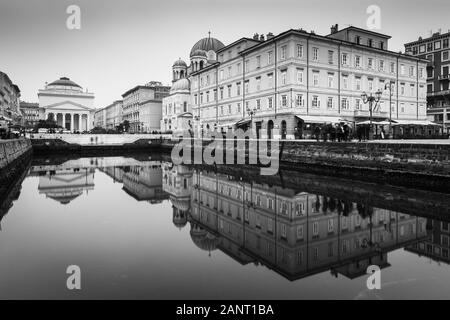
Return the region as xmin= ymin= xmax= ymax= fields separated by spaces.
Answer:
xmin=0 ymin=155 xmax=449 ymax=299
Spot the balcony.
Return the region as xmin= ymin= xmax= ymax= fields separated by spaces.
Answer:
xmin=354 ymin=109 xmax=389 ymax=118
xmin=427 ymin=89 xmax=450 ymax=97
xmin=438 ymin=74 xmax=450 ymax=81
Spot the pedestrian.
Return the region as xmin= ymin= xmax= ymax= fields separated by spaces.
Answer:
xmin=314 ymin=125 xmax=321 ymax=142
xmin=381 ymin=127 xmax=386 ymax=140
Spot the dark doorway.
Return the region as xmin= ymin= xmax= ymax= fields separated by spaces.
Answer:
xmin=281 ymin=120 xmax=287 ymax=139
xmin=267 ymin=120 xmax=274 ymax=140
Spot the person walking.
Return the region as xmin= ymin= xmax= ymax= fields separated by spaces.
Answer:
xmin=314 ymin=125 xmax=321 ymax=142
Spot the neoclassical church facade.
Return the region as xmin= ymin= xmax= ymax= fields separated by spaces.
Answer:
xmin=161 ymin=35 xmax=225 ymax=136
xmin=38 ymin=77 xmax=95 ymax=132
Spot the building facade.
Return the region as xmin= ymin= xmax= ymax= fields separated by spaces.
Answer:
xmin=105 ymin=100 xmax=123 ymax=130
xmin=405 ymin=30 xmax=450 ymax=134
xmin=0 ymin=71 xmax=21 ymax=124
xmin=94 ymin=107 xmax=106 ymax=128
xmin=121 ymin=81 xmax=170 ymax=133
xmin=19 ymin=102 xmax=42 ymax=128
xmin=38 ymin=77 xmax=95 ymax=132
xmin=188 ymin=26 xmax=429 ymax=139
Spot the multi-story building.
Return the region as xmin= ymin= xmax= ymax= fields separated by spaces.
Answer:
xmin=19 ymin=102 xmax=42 ymax=128
xmin=0 ymin=71 xmax=21 ymax=124
xmin=38 ymin=77 xmax=95 ymax=132
xmin=405 ymin=30 xmax=450 ymax=134
xmin=122 ymin=81 xmax=170 ymax=133
xmin=405 ymin=219 xmax=450 ymax=264
xmin=188 ymin=26 xmax=430 ymax=139
xmin=94 ymin=107 xmax=106 ymax=128
xmin=105 ymin=100 xmax=123 ymax=130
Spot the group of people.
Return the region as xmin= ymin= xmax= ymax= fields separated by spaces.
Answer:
xmin=313 ymin=123 xmax=351 ymax=142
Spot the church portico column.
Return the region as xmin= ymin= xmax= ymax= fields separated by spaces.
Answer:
xmin=70 ymin=113 xmax=74 ymax=132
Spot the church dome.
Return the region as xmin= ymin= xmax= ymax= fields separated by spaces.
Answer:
xmin=47 ymin=77 xmax=82 ymax=89
xmin=190 ymin=49 xmax=208 ymax=58
xmin=190 ymin=36 xmax=225 ymax=57
xmin=170 ymin=78 xmax=190 ymax=93
xmin=173 ymin=58 xmax=187 ymax=68
xmin=190 ymin=223 xmax=218 ymax=252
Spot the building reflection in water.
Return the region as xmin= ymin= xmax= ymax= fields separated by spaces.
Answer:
xmin=20 ymin=157 xmax=438 ymax=282
xmin=163 ymin=163 xmax=429 ymax=281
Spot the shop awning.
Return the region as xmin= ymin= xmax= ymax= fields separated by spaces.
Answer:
xmin=235 ymin=118 xmax=251 ymax=127
xmin=218 ymin=122 xmax=236 ymax=128
xmin=296 ymin=115 xmax=343 ymax=124
xmin=392 ymin=119 xmax=440 ymax=126
xmin=357 ymin=120 xmax=391 ymax=125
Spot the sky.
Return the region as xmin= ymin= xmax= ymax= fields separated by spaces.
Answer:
xmin=1 ymin=0 xmax=449 ymax=108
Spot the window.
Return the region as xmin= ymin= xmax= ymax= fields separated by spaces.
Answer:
xmin=328 ymin=219 xmax=334 ymax=233
xmin=244 ymin=60 xmax=249 ymax=72
xmin=297 ymin=44 xmax=304 ymax=58
xmin=380 ymin=41 xmax=385 ymax=50
xmin=368 ymin=79 xmax=373 ymax=91
xmin=256 ymin=99 xmax=261 ymax=109
xmin=355 ymin=77 xmax=361 ymax=91
xmin=297 ymin=225 xmax=304 ymax=240
xmin=268 ymin=73 xmax=273 ymax=88
xmin=401 ymin=83 xmax=405 ymax=95
xmin=355 ymin=55 xmax=361 ymax=68
xmin=281 ymin=70 xmax=287 ymax=85
xmin=410 ymin=84 xmax=415 ymax=97
xmin=297 ymin=69 xmax=304 ymax=84
xmin=435 ymin=41 xmax=441 ymax=50
xmin=409 ymin=66 xmax=415 ymax=77
xmin=281 ymin=224 xmax=287 ymax=239
xmin=355 ymin=98 xmax=361 ymax=110
xmin=327 ymin=74 xmax=333 ymax=88
xmin=256 ymin=55 xmax=261 ymax=68
xmin=443 ymin=51 xmax=449 ymax=61
xmin=390 ymin=62 xmax=395 ymax=74
xmin=281 ymin=95 xmax=287 ymax=107
xmin=313 ymin=72 xmax=319 ymax=86
xmin=444 ymin=39 xmax=449 ymax=48
xmin=313 ymin=222 xmax=319 ymax=236
xmin=341 ymin=97 xmax=349 ymax=110
xmin=312 ymin=95 xmax=320 ymax=108
xmin=327 ymin=97 xmax=333 ymax=109
xmin=237 ymin=63 xmax=241 ymax=74
xmin=355 ymin=36 xmax=361 ymax=44
xmin=342 ymin=75 xmax=348 ymax=89
xmin=268 ymin=97 xmax=273 ymax=109
xmin=237 ymin=103 xmax=241 ymax=113
xmin=379 ymin=60 xmax=385 ymax=72
xmin=220 ymin=87 xmax=224 ymax=99
xmin=236 ymin=82 xmax=241 ymax=96
xmin=328 ymin=50 xmax=334 ymax=64
xmin=268 ymin=51 xmax=273 ymax=64
xmin=341 ymin=53 xmax=348 ymax=66
xmin=427 ymin=43 xmax=433 ymax=52
xmin=219 ymin=70 xmax=224 ymax=80
xmin=227 ymin=85 xmax=232 ymax=97
xmin=419 ymin=44 xmax=426 ymax=53
xmin=244 ymin=80 xmax=249 ymax=94
xmin=296 ymin=94 xmax=303 ymax=107
xmin=312 ymin=47 xmax=319 ymax=61
xmin=228 ymin=104 xmax=232 ymax=114
xmin=368 ymin=58 xmax=374 ymax=69
xmin=419 ymin=67 xmax=424 ymax=78
xmin=281 ymin=45 xmax=287 ymax=59
xmin=368 ymin=38 xmax=373 ymax=47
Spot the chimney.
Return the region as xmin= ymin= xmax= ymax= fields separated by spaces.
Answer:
xmin=266 ymin=32 xmax=274 ymax=40
xmin=253 ymin=33 xmax=259 ymax=40
xmin=259 ymin=34 xmax=265 ymax=41
xmin=330 ymin=24 xmax=339 ymax=34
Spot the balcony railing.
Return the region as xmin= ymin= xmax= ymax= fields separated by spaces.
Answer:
xmin=438 ymin=74 xmax=450 ymax=81
xmin=427 ymin=89 xmax=450 ymax=97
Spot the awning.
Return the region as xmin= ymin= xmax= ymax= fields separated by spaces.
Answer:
xmin=296 ymin=115 xmax=343 ymax=124
xmin=217 ymin=122 xmax=236 ymax=128
xmin=357 ymin=120 xmax=391 ymax=125
xmin=392 ymin=119 xmax=440 ymax=126
xmin=235 ymin=118 xmax=251 ymax=127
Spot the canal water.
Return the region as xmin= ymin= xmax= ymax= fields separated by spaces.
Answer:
xmin=0 ymin=154 xmax=449 ymax=299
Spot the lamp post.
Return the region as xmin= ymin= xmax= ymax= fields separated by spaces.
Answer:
xmin=246 ymin=106 xmax=257 ymax=134
xmin=361 ymin=90 xmax=382 ymax=140
xmin=384 ymin=81 xmax=395 ymax=138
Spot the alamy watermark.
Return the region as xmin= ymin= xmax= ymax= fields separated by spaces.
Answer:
xmin=66 ymin=5 xmax=81 ymax=30
xmin=171 ymin=129 xmax=280 ymax=176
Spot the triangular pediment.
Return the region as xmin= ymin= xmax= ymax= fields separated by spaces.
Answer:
xmin=43 ymin=101 xmax=93 ymax=111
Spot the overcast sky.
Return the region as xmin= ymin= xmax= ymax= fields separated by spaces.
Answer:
xmin=1 ymin=0 xmax=449 ymax=108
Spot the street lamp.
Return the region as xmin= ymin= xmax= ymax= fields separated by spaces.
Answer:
xmin=361 ymin=90 xmax=382 ymax=140
xmin=246 ymin=106 xmax=257 ymax=132
xmin=384 ymin=81 xmax=395 ymax=138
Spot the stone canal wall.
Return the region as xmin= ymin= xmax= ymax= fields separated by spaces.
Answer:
xmin=0 ymin=139 xmax=32 ymax=171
